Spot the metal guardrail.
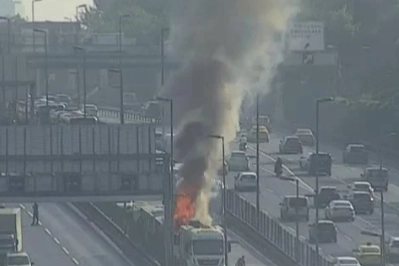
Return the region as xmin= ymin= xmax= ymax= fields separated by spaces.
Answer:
xmin=97 ymin=107 xmax=160 ymax=124
xmin=73 ymin=202 xmax=161 ymax=266
xmin=226 ymin=189 xmax=334 ymax=266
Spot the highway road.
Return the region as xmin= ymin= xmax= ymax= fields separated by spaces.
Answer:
xmin=226 ymin=131 xmax=399 ymax=264
xmin=15 ymin=203 xmax=136 ymax=266
xmin=228 ymin=130 xmax=399 ymax=262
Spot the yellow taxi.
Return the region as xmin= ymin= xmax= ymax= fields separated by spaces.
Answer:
xmin=353 ymin=243 xmax=382 ymax=266
xmin=247 ymin=125 xmax=269 ymax=143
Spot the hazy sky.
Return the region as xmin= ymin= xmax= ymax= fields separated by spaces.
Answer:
xmin=22 ymin=0 xmax=93 ymax=21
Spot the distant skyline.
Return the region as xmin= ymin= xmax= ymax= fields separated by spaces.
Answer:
xmin=21 ymin=0 xmax=93 ymax=21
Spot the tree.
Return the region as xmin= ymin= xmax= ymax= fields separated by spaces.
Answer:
xmin=81 ymin=0 xmax=167 ymax=45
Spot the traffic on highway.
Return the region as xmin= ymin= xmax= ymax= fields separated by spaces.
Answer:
xmin=223 ymin=122 xmax=399 ymax=266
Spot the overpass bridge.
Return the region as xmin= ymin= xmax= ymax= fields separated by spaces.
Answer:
xmin=27 ymin=51 xmax=337 ymax=69
xmin=0 ymin=122 xmax=166 ymax=203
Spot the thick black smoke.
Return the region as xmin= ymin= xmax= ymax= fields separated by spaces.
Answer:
xmin=162 ymin=0 xmax=298 ymax=224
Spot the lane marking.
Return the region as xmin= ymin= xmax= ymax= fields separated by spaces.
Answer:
xmin=248 ymin=145 xmax=313 ymax=192
xmin=44 ymin=228 xmax=52 ymax=236
xmin=62 ymin=247 xmax=70 ymax=255
xmin=19 ymin=204 xmax=81 ymax=265
xmin=249 ymin=143 xmax=396 ymax=240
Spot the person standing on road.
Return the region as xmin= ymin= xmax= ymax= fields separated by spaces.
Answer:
xmin=31 ymin=202 xmax=39 ymax=226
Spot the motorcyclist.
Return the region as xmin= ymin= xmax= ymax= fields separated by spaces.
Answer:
xmin=239 ymin=135 xmax=247 ymax=151
xmin=236 ymin=256 xmax=246 ymax=266
xmin=240 ymin=134 xmax=247 ymax=144
xmin=274 ymin=157 xmax=283 ymax=176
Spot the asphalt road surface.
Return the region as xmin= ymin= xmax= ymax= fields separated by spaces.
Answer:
xmin=16 ymin=203 xmax=136 ymax=266
xmin=226 ymin=130 xmax=399 ymax=265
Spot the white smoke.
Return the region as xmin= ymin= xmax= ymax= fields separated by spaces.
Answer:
xmin=162 ymin=0 xmax=299 ymax=225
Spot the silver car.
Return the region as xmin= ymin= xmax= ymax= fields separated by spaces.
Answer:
xmin=234 ymin=172 xmax=257 ymax=192
xmin=325 ymin=200 xmax=355 ymax=222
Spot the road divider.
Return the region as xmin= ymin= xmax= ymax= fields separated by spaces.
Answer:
xmin=98 ymin=107 xmax=160 ymax=124
xmin=226 ymin=189 xmax=334 ymax=266
xmin=73 ymin=202 xmax=160 ymax=266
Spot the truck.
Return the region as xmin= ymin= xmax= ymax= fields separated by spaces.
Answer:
xmin=0 ymin=208 xmax=22 ymax=265
xmin=131 ymin=202 xmax=231 ymax=266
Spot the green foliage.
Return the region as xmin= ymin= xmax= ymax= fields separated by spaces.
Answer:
xmin=82 ymin=0 xmax=167 ymax=45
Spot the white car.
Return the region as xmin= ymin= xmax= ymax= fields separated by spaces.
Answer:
xmin=387 ymin=236 xmax=399 ymax=258
xmin=348 ymin=181 xmax=375 ymax=199
xmin=84 ymin=104 xmax=98 ymax=117
xmin=325 ymin=200 xmax=355 ymax=221
xmin=6 ymin=252 xmax=34 ymax=266
xmin=228 ymin=151 xmax=250 ymax=171
xmin=234 ymin=172 xmax=257 ymax=192
xmin=334 ymin=256 xmax=360 ymax=266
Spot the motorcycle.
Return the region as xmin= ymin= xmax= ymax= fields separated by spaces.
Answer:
xmin=239 ymin=142 xmax=247 ymax=151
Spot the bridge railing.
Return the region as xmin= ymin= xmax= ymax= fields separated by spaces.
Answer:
xmin=226 ymin=189 xmax=334 ymax=266
xmin=98 ymin=107 xmax=160 ymax=124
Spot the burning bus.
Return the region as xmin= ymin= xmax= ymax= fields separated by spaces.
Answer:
xmin=132 ymin=200 xmax=230 ymax=266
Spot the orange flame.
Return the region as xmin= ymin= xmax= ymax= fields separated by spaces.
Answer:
xmin=174 ymin=193 xmax=196 ymax=230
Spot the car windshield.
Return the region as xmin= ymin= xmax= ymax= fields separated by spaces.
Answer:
xmin=338 ymin=258 xmax=358 ymax=264
xmin=353 ymin=194 xmax=371 ymax=201
xmin=296 ymin=129 xmax=311 ymax=134
xmin=318 ymin=223 xmax=334 ymax=230
xmin=367 ymin=169 xmax=388 ymax=178
xmin=231 ymin=153 xmax=246 ymax=159
xmin=350 ymin=146 xmax=365 ymax=152
xmin=192 ymin=240 xmax=223 ymax=255
xmin=241 ymin=174 xmax=256 ymax=181
xmin=361 ymin=246 xmax=380 ymax=253
xmin=354 ymin=184 xmax=369 ymax=191
xmin=334 ymin=202 xmax=351 ymax=207
xmin=320 ymin=188 xmax=338 ymax=196
xmin=7 ymin=256 xmax=29 ymax=265
xmin=259 ymin=117 xmax=269 ymax=125
xmin=288 ymin=197 xmax=307 ymax=207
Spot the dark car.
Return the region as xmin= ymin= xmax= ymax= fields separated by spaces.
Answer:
xmin=317 ymin=186 xmax=340 ymax=208
xmin=279 ymin=136 xmax=303 ymax=154
xmin=343 ymin=144 xmax=368 ymax=164
xmin=299 ymin=152 xmax=332 ymax=176
xmin=348 ymin=191 xmax=374 ymax=214
xmin=309 ymin=220 xmax=337 ymax=243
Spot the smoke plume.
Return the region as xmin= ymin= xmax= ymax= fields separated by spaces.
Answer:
xmin=162 ymin=0 xmax=298 ymax=225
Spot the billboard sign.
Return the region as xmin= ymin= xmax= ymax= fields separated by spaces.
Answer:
xmin=287 ymin=21 xmax=324 ymax=52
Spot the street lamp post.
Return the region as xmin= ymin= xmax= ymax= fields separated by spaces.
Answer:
xmin=208 ymin=134 xmax=228 ymax=266
xmin=32 ymin=0 xmax=42 ymax=53
xmin=315 ymin=97 xmax=334 ymax=264
xmin=161 ymin=28 xmax=169 ymax=86
xmin=281 ymin=176 xmax=300 ymax=264
xmin=33 ymin=29 xmax=48 ymax=107
xmin=156 ymin=97 xmax=174 ymax=266
xmin=75 ymin=4 xmax=87 ymax=45
xmin=378 ymin=132 xmax=397 ymax=266
xmin=73 ymin=46 xmax=87 ymax=118
xmin=256 ymin=93 xmax=260 ymax=229
xmin=109 ymin=68 xmax=124 ymax=124
xmin=119 ymin=14 xmax=130 ymax=55
xmin=0 ymin=17 xmax=11 ymax=54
